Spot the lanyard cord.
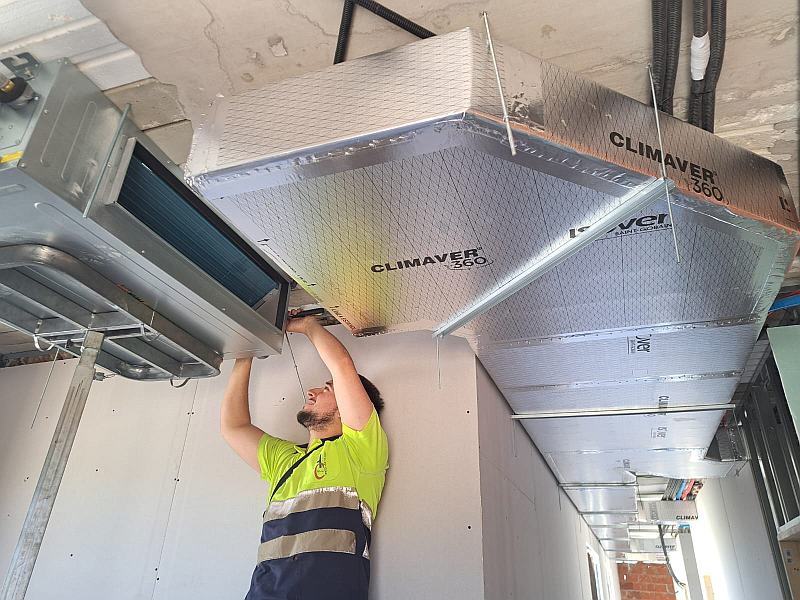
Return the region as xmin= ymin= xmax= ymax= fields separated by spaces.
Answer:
xmin=268 ymin=441 xmax=326 ymax=504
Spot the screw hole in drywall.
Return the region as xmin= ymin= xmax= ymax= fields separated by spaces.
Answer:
xmin=466 ymin=410 xmax=470 ymax=414
xmin=467 ymin=525 xmax=471 ymax=530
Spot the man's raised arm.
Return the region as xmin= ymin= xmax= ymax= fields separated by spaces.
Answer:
xmin=221 ymin=357 xmax=265 ymax=472
xmin=288 ymin=316 xmax=374 ymax=430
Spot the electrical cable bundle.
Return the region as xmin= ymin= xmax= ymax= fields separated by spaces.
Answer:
xmin=652 ymin=0 xmax=726 ymax=130
xmin=701 ymin=0 xmax=727 ymax=131
xmin=651 ymin=0 xmax=682 ymax=115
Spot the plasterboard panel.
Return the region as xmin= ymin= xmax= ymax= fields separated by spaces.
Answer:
xmin=522 ymin=410 xmax=725 ymax=453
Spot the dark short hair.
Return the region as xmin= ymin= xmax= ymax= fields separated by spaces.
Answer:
xmin=359 ymin=375 xmax=385 ymax=414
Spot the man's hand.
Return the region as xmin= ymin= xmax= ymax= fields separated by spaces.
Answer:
xmin=286 ymin=313 xmax=319 ymax=335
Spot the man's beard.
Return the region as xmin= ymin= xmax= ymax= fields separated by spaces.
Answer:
xmin=297 ymin=408 xmax=337 ymax=430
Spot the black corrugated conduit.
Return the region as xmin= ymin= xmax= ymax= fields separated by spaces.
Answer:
xmin=701 ymin=0 xmax=726 ymax=131
xmin=661 ymin=0 xmax=683 ymax=115
xmin=332 ymin=0 xmax=434 ymax=65
xmin=651 ymin=0 xmax=667 ymax=108
xmin=688 ymin=0 xmax=708 ymax=126
xmin=334 ymin=0 xmax=355 ymax=64
xmin=352 ymin=0 xmax=434 ymax=39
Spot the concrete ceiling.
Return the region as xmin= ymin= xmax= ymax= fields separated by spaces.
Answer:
xmin=83 ymin=0 xmax=798 ymax=201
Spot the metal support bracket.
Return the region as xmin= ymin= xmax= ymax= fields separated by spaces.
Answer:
xmin=1 ymin=331 xmax=104 ymax=600
xmin=0 ymin=244 xmax=220 ymax=379
xmin=0 ymin=53 xmax=40 ymax=81
xmin=83 ymin=103 xmax=130 ymax=218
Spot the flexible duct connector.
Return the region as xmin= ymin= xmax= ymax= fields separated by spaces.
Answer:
xmin=661 ymin=0 xmax=683 ymax=115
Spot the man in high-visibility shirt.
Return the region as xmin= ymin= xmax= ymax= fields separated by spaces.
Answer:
xmin=221 ymin=313 xmax=389 ymax=600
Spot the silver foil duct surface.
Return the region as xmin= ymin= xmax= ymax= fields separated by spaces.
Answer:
xmin=188 ymin=29 xmax=800 ymax=538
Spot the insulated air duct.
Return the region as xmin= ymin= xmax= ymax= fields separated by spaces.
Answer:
xmin=187 ymin=28 xmax=799 ymax=519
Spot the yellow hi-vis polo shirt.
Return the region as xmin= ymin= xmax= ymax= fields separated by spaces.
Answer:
xmin=257 ymin=409 xmax=389 ymax=519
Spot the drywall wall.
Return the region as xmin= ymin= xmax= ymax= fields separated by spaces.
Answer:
xmin=693 ymin=462 xmax=784 ymax=600
xmin=476 ymin=362 xmax=621 ymax=600
xmin=0 ymin=328 xmax=484 ymax=599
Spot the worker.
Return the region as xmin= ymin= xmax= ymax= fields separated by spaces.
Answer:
xmin=220 ymin=312 xmax=389 ymax=600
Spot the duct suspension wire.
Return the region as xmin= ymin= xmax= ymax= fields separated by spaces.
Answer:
xmin=661 ymin=0 xmax=683 ymax=115
xmin=332 ymin=0 xmax=435 ymax=64
xmin=688 ymin=0 xmax=708 ymax=126
xmin=701 ymin=0 xmax=726 ymax=131
xmin=650 ymin=0 xmax=667 ymax=108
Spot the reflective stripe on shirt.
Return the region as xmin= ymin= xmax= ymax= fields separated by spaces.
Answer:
xmin=265 ymin=487 xmax=360 ymax=523
xmin=257 ymin=528 xmax=356 ymax=562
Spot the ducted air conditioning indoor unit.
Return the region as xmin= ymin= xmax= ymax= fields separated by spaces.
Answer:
xmin=0 ymin=58 xmax=290 ymax=379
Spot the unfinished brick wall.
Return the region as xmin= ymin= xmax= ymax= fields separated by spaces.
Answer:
xmin=617 ymin=563 xmax=676 ymax=600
